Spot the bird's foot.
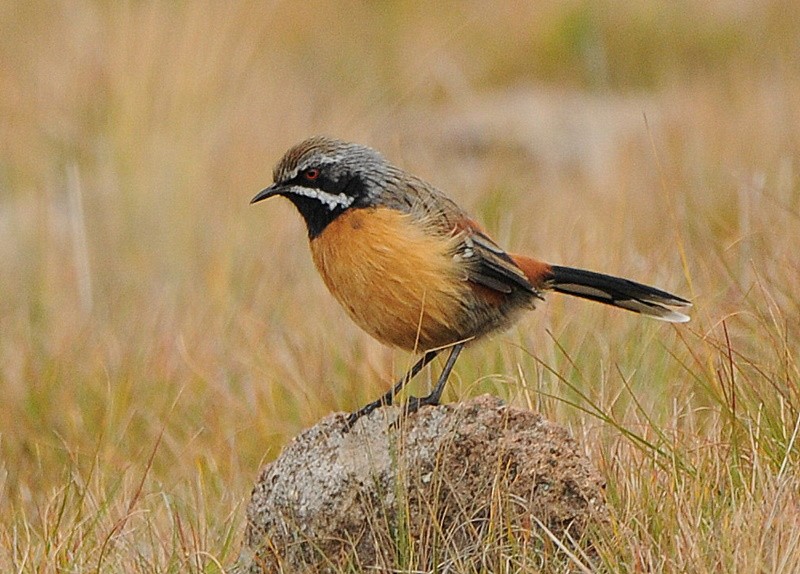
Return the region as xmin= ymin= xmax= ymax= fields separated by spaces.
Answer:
xmin=388 ymin=394 xmax=441 ymax=429
xmin=344 ymin=393 xmax=441 ymax=431
xmin=344 ymin=397 xmax=389 ymax=430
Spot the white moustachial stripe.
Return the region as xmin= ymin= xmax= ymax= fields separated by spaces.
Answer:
xmin=287 ymin=185 xmax=355 ymax=211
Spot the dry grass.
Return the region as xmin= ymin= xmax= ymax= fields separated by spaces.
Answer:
xmin=1 ymin=0 xmax=799 ymax=571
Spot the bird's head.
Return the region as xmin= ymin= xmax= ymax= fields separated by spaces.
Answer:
xmin=251 ymin=136 xmax=391 ymax=238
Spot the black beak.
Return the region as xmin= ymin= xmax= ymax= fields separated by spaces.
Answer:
xmin=250 ymin=183 xmax=281 ymax=205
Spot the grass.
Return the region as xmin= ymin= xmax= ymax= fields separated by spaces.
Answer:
xmin=1 ymin=0 xmax=799 ymax=571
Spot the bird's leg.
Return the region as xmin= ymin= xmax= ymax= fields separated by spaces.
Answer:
xmin=402 ymin=342 xmax=465 ymax=416
xmin=345 ymin=349 xmax=440 ymax=428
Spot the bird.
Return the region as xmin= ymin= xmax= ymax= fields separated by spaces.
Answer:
xmin=251 ymin=136 xmax=691 ymax=427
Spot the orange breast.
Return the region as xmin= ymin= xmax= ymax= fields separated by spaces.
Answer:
xmin=309 ymin=208 xmax=470 ymax=351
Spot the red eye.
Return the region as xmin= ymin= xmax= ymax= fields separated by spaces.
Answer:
xmin=304 ymin=168 xmax=320 ymax=180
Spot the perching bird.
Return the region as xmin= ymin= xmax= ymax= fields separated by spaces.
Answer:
xmin=251 ymin=137 xmax=691 ymax=426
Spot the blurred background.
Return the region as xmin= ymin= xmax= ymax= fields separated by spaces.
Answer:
xmin=1 ymin=1 xmax=799 ymax=570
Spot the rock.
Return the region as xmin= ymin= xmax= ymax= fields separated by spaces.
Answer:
xmin=237 ymin=395 xmax=607 ymax=573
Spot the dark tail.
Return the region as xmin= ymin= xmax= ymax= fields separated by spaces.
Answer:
xmin=548 ymin=265 xmax=691 ymax=323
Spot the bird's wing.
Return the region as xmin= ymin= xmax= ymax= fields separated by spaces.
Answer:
xmin=453 ymin=219 xmax=540 ymax=297
xmin=397 ymin=174 xmax=539 ymax=297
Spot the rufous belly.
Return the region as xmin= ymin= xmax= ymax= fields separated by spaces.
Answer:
xmin=309 ymin=208 xmax=470 ymax=351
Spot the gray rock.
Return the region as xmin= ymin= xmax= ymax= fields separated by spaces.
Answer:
xmin=237 ymin=395 xmax=607 ymax=573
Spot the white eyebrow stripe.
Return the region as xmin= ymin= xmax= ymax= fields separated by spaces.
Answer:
xmin=283 ymin=155 xmax=344 ymax=181
xmin=285 ymin=185 xmax=354 ymax=210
